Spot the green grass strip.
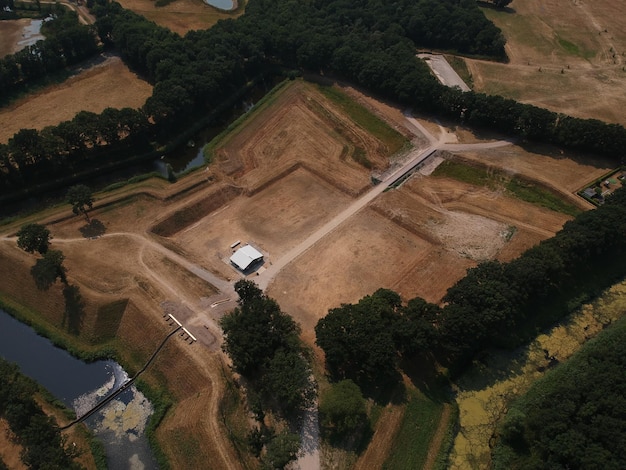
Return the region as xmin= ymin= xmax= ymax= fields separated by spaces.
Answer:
xmin=433 ymin=160 xmax=581 ymax=216
xmin=316 ymin=85 xmax=408 ymax=154
xmin=505 ymin=179 xmax=581 ymax=216
xmin=382 ymin=388 xmax=444 ymax=470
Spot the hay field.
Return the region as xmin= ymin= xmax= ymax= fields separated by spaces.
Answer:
xmin=466 ymin=0 xmax=626 ymax=125
xmin=0 ymin=55 xmax=152 ymax=143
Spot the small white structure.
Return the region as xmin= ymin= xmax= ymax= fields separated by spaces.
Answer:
xmin=230 ymin=244 xmax=264 ymax=271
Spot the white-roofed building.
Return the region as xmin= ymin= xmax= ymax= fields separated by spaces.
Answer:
xmin=230 ymin=244 xmax=264 ymax=272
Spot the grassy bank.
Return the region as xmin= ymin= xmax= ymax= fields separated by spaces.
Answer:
xmin=433 ymin=159 xmax=581 ymax=216
xmin=382 ymin=387 xmax=447 ymax=470
xmin=317 ymin=84 xmax=409 ymax=155
xmin=448 ymin=278 xmax=626 ymax=468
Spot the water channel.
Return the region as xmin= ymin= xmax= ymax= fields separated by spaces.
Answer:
xmin=0 ymin=308 xmax=159 ymax=469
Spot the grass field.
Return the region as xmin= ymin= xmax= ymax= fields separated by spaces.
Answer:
xmin=382 ymin=387 xmax=446 ymax=470
xmin=433 ymin=159 xmax=582 ymax=216
xmin=0 ymin=55 xmax=152 ymax=143
xmin=466 ymin=0 xmax=626 ymax=125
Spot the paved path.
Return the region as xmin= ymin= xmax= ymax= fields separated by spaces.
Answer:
xmin=418 ymin=53 xmax=471 ymax=92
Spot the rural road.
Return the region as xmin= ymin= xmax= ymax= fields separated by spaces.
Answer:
xmin=256 ymin=116 xmax=512 ymax=291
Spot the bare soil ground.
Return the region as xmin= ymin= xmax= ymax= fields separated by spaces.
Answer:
xmin=467 ymin=0 xmax=626 ymax=125
xmin=0 ymin=79 xmax=608 ymax=469
xmin=0 ymin=418 xmax=27 ymax=470
xmin=117 ymin=0 xmax=244 ymax=35
xmin=0 ymin=18 xmax=31 ymax=57
xmin=0 ymin=55 xmax=152 ymax=143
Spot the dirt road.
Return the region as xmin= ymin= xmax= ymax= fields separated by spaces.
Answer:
xmin=256 ymin=114 xmax=512 ymax=293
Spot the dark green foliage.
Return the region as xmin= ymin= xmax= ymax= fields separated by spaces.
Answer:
xmin=220 ymin=280 xmax=313 ymax=466
xmin=319 ymin=380 xmax=368 ymax=439
xmin=0 ymin=358 xmax=83 ymax=469
xmin=30 ymin=249 xmax=67 ymax=290
xmin=493 ymin=317 xmax=626 ymax=470
xmin=0 ymin=7 xmax=98 ymax=103
xmin=315 ymin=289 xmax=400 ymax=385
xmin=3 ymin=0 xmax=626 ymax=201
xmin=66 ymin=184 xmax=94 ymax=221
xmin=220 ymin=280 xmax=300 ymax=378
xmin=315 ymin=288 xmax=437 ymax=386
xmin=16 ymin=223 xmax=51 ymax=255
xmin=260 ymin=349 xmax=314 ymax=416
xmin=261 ymin=431 xmax=300 ymax=470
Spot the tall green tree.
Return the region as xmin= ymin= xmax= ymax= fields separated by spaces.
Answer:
xmin=66 ymin=184 xmax=94 ymax=222
xmin=16 ymin=223 xmax=51 ymax=255
xmin=30 ymin=249 xmax=67 ymax=290
xmin=319 ymin=379 xmax=368 ymax=439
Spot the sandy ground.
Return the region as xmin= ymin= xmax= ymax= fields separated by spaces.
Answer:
xmin=467 ymin=0 xmax=626 ymax=125
xmin=0 ymin=79 xmax=608 ymax=470
xmin=0 ymin=55 xmax=152 ymax=143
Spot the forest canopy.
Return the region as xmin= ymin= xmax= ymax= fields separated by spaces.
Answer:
xmin=3 ymin=0 xmax=626 ymax=202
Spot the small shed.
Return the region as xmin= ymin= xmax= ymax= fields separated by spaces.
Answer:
xmin=230 ymin=245 xmax=263 ymax=271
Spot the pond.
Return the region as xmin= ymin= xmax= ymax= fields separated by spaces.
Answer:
xmin=203 ymin=0 xmax=235 ymax=11
xmin=0 ymin=308 xmax=159 ymax=469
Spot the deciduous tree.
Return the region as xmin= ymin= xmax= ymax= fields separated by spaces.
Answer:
xmin=66 ymin=184 xmax=94 ymax=222
xmin=16 ymin=223 xmax=51 ymax=255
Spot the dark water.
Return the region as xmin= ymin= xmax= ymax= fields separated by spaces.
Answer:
xmin=0 ymin=309 xmax=159 ymax=469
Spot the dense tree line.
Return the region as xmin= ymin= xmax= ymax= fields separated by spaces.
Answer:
xmin=0 ymin=8 xmax=100 ymax=103
xmin=2 ymin=0 xmax=626 ymax=200
xmin=315 ymin=185 xmax=626 ymax=381
xmin=0 ymin=358 xmax=83 ymax=469
xmin=220 ymin=280 xmax=311 ymax=468
xmin=492 ymin=315 xmax=626 ymax=470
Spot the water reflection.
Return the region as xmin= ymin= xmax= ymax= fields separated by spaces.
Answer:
xmin=0 ymin=309 xmax=158 ymax=469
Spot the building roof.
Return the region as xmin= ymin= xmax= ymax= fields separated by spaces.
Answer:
xmin=230 ymin=245 xmax=264 ymax=271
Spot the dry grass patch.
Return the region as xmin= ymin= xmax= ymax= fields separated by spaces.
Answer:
xmin=0 ymin=55 xmax=152 ymax=143
xmin=117 ymin=0 xmax=245 ymax=35
xmin=0 ymin=19 xmax=31 ymax=57
xmin=466 ymin=0 xmax=626 ymax=125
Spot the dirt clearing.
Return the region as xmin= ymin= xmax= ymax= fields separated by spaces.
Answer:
xmin=117 ymin=0 xmax=244 ymax=35
xmin=0 ymin=55 xmax=152 ymax=143
xmin=0 ymin=18 xmax=33 ymax=57
xmin=467 ymin=0 xmax=626 ymax=125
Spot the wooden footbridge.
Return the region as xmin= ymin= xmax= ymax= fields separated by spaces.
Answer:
xmin=61 ymin=314 xmax=194 ymax=430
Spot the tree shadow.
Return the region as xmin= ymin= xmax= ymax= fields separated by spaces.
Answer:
xmin=62 ymin=284 xmax=85 ymax=335
xmin=79 ymin=219 xmax=106 ymax=239
xmin=476 ymin=1 xmax=516 ymax=14
xmin=400 ymin=353 xmax=453 ymax=404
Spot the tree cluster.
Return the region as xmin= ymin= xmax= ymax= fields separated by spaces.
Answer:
xmin=0 ymin=358 xmax=83 ymax=469
xmin=492 ymin=316 xmax=626 ymax=470
xmin=219 ymin=280 xmax=311 ymax=468
xmin=315 ymin=186 xmax=626 ymax=382
xmin=315 ymin=289 xmax=437 ymax=386
xmin=3 ymin=0 xmax=626 ymax=199
xmin=0 ymin=8 xmax=99 ymax=103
